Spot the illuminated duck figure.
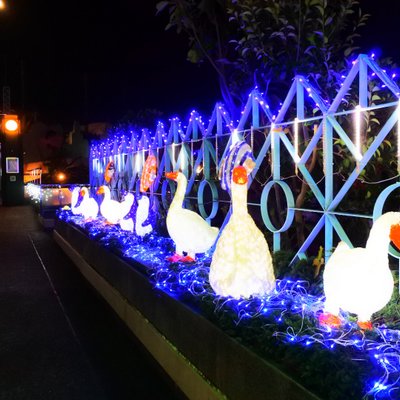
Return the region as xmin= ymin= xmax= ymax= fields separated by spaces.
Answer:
xmin=79 ymin=187 xmax=99 ymax=220
xmin=165 ymin=171 xmax=219 ymax=262
xmin=96 ymin=185 xmax=133 ymax=225
xmin=209 ymin=166 xmax=276 ymax=299
xmin=119 ymin=193 xmax=136 ymax=232
xmin=135 ymin=195 xmax=153 ymax=237
xmin=321 ymin=212 xmax=400 ymax=330
xmin=71 ymin=186 xmax=82 ymax=215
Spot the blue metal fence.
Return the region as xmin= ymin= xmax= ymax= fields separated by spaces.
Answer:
xmin=89 ymin=54 xmax=400 ymax=265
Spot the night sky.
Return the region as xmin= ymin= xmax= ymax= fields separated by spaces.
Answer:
xmin=0 ymin=0 xmax=398 ymax=127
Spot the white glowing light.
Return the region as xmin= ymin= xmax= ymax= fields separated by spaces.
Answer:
xmin=5 ymin=119 xmax=18 ymax=132
xmin=270 ymin=123 xmax=276 ymax=152
xmin=354 ymin=105 xmax=363 ymax=162
xmin=172 ymin=143 xmax=176 ymax=164
xmin=231 ymin=128 xmax=240 ymax=146
xmin=135 ymin=153 xmax=141 ymax=171
xmin=294 ymin=117 xmax=300 ymax=163
xmin=179 ymin=148 xmax=185 ymax=170
xmin=26 ymin=183 xmax=41 ymax=203
xmin=397 ymin=102 xmax=400 ymax=174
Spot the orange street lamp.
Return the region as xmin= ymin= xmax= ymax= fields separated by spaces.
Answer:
xmin=1 ymin=115 xmax=21 ymax=135
xmin=56 ymin=172 xmax=66 ymax=182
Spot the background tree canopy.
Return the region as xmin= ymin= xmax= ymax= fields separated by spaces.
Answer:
xmin=156 ymin=0 xmax=369 ymax=118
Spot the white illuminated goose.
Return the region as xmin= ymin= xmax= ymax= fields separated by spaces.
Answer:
xmin=165 ymin=171 xmax=219 ymax=262
xmin=135 ymin=195 xmax=153 ymax=237
xmin=96 ymin=186 xmax=133 ymax=225
xmin=78 ymin=187 xmax=99 ymax=221
xmin=209 ymin=165 xmax=275 ymax=298
xmin=119 ymin=192 xmax=135 ymax=232
xmin=321 ymin=212 xmax=400 ymax=330
xmin=71 ymin=186 xmax=82 ymax=215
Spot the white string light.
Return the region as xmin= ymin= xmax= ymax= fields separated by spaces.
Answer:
xmin=294 ymin=117 xmax=300 ymax=165
xmin=355 ymin=105 xmax=363 ymax=163
xmin=397 ymin=102 xmax=400 ymax=174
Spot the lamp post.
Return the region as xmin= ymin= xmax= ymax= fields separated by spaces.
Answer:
xmin=1 ymin=114 xmax=24 ymax=205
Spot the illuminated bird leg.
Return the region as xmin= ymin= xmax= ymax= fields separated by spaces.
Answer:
xmin=166 ymin=254 xmax=183 ymax=262
xmin=357 ymin=320 xmax=373 ymax=330
xmin=180 ymin=255 xmax=196 ymax=263
xmin=357 ymin=312 xmax=373 ymax=330
xmin=318 ymin=312 xmax=342 ymax=328
xmin=166 ymin=245 xmax=184 ymax=262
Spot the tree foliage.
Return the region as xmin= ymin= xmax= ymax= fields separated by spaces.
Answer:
xmin=156 ymin=0 xmax=369 ymax=116
xmin=156 ymin=0 xmax=238 ymax=116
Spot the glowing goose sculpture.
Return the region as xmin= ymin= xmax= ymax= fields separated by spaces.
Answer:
xmin=96 ymin=185 xmax=133 ymax=225
xmin=79 ymin=187 xmax=99 ymax=220
xmin=165 ymin=171 xmax=219 ymax=262
xmin=71 ymin=186 xmax=82 ymax=215
xmin=119 ymin=193 xmax=135 ymax=232
xmin=209 ymin=166 xmax=275 ymax=298
xmin=120 ymin=217 xmax=134 ymax=232
xmin=321 ymin=211 xmax=400 ymax=330
xmin=136 ymin=195 xmax=153 ymax=237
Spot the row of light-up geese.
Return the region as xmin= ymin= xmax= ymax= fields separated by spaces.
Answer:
xmin=70 ymin=185 xmax=152 ymax=237
xmin=70 ymin=171 xmax=400 ymax=329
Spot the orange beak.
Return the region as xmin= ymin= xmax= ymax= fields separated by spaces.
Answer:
xmin=80 ymin=190 xmax=85 ymax=197
xmin=165 ymin=171 xmax=179 ymax=181
xmin=390 ymin=223 xmax=400 ymax=250
xmin=96 ymin=186 xmax=104 ymax=195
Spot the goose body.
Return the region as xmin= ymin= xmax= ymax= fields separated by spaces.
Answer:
xmin=136 ymin=195 xmax=153 ymax=237
xmin=209 ymin=166 xmax=275 ymax=298
xmin=120 ymin=218 xmax=134 ymax=232
xmin=79 ymin=187 xmax=99 ymax=220
xmin=71 ymin=187 xmax=82 ymax=215
xmin=97 ymin=186 xmax=133 ymax=225
xmin=165 ymin=172 xmax=219 ymax=262
xmin=322 ymin=212 xmax=400 ymax=327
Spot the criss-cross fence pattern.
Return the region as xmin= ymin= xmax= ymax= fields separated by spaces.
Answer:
xmin=89 ymin=54 xmax=400 ymax=266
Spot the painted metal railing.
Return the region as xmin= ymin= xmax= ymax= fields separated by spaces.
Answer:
xmin=89 ymin=54 xmax=400 ymax=264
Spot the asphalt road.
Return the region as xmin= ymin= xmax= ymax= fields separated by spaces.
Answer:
xmin=0 ymin=205 xmax=187 ymax=400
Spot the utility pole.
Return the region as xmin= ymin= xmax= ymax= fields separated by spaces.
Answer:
xmin=2 ymin=85 xmax=10 ymax=114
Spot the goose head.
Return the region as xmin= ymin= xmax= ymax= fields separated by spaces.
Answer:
xmin=390 ymin=223 xmax=400 ymax=250
xmin=96 ymin=186 xmax=106 ymax=195
xmin=165 ymin=171 xmax=179 ymax=181
xmin=232 ymin=165 xmax=248 ymax=185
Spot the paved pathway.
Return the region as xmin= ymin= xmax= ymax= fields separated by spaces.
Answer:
xmin=0 ymin=205 xmax=186 ymax=400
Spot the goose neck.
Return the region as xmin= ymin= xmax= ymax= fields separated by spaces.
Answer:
xmin=170 ymin=176 xmax=187 ymax=209
xmin=231 ymin=182 xmax=248 ymax=215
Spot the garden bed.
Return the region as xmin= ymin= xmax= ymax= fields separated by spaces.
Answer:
xmin=54 ymin=212 xmax=400 ymax=400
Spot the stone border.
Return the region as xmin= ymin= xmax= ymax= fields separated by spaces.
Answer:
xmin=54 ymin=219 xmax=320 ymax=400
